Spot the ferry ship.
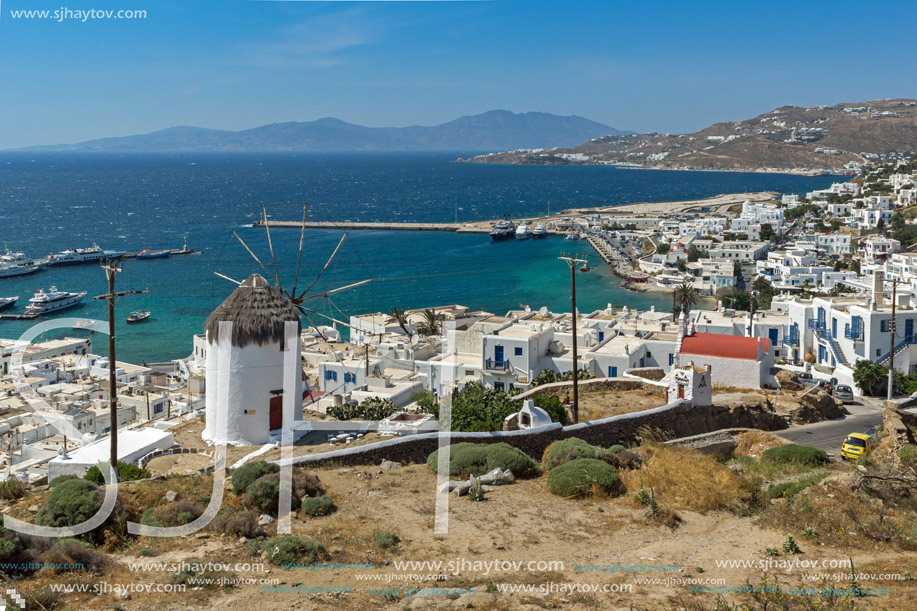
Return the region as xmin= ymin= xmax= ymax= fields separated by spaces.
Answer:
xmin=25 ymin=287 xmax=87 ymax=315
xmin=46 ymin=243 xmax=125 ymax=267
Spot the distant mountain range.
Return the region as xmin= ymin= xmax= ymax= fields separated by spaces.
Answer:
xmin=462 ymin=99 xmax=917 ymax=173
xmin=22 ymin=110 xmax=629 ymax=152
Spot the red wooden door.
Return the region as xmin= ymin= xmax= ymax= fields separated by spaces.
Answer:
xmin=269 ymin=395 xmax=283 ymax=430
xmin=677 ymin=385 xmax=685 ymax=399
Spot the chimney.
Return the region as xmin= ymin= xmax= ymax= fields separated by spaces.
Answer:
xmin=873 ymin=270 xmax=885 ymax=307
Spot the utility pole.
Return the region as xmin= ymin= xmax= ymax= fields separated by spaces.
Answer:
xmin=94 ymin=260 xmax=146 ymax=480
xmin=559 ymin=251 xmax=589 ymax=423
xmin=888 ymin=279 xmax=897 ymax=401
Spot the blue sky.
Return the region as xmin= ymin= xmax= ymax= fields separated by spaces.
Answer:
xmin=0 ymin=0 xmax=915 ymax=148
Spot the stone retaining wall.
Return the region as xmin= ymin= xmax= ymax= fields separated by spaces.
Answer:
xmin=139 ymin=446 xmax=215 ymax=473
xmin=278 ymin=398 xmax=783 ymax=469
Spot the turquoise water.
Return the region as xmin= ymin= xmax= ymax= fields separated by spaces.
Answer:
xmin=0 ymin=152 xmax=836 ymax=362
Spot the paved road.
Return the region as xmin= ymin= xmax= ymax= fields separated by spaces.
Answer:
xmin=779 ymin=399 xmax=884 ymax=454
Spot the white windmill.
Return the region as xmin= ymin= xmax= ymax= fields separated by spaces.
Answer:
xmin=203 ymin=204 xmax=372 ymax=445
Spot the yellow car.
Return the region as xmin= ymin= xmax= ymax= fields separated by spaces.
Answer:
xmin=841 ymin=433 xmax=872 ymax=460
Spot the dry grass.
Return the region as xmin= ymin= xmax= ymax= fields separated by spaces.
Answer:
xmin=734 ymin=431 xmax=784 ymax=458
xmin=621 ymin=445 xmax=755 ymax=514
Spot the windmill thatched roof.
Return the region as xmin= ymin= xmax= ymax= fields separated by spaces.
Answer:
xmin=205 ymin=274 xmax=301 ymax=348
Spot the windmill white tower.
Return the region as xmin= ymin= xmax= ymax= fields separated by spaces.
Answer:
xmin=204 ymin=204 xmax=372 ymax=445
xmin=203 ymin=274 xmax=304 ymax=445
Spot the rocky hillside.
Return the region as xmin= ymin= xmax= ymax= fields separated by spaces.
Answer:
xmin=461 ymin=99 xmax=917 ymax=173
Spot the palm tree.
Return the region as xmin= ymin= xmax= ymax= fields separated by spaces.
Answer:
xmin=673 ymin=280 xmax=700 ymax=317
xmin=419 ymin=308 xmax=443 ymax=337
xmin=386 ymin=307 xmax=411 ymax=335
xmin=752 ymin=275 xmax=773 ymax=295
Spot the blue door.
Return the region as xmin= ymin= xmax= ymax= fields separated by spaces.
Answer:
xmin=832 ymin=319 xmax=837 ymax=339
xmin=609 ymin=366 xmax=618 ymax=378
xmin=768 ymin=328 xmax=779 ymax=345
xmin=907 ymin=319 xmax=914 ymax=339
xmin=494 ymin=345 xmax=504 ymax=364
xmin=818 ymin=345 xmax=827 ymax=363
xmin=817 ymin=307 xmax=825 ymax=325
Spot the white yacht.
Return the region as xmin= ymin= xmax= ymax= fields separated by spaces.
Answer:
xmin=46 ymin=243 xmax=124 ymax=267
xmin=0 ymin=249 xmax=44 ymax=278
xmin=25 ymin=287 xmax=87 ymax=316
xmin=0 ymin=296 xmax=18 ymax=310
xmin=532 ymin=223 xmax=548 ymax=239
xmin=514 ymin=222 xmax=532 ymax=240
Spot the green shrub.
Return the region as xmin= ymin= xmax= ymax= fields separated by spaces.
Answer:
xmin=141 ymin=508 xmax=164 ymax=528
xmin=782 ymin=534 xmax=801 ymax=554
xmin=140 ymin=548 xmax=158 ymax=557
xmin=899 ymin=444 xmax=917 ymax=467
xmin=427 ymin=443 xmax=538 ymax=478
xmin=542 ymin=438 xmax=626 ymax=471
xmin=372 ymin=531 xmax=399 ymax=549
xmin=232 ymin=461 xmax=279 ymax=494
xmin=468 ymin=480 xmax=486 ymax=502
xmin=48 ymin=474 xmax=78 ymax=488
xmin=84 ymin=461 xmax=150 ymax=485
xmin=35 ymin=479 xmax=102 ymax=528
xmin=261 ymin=536 xmax=327 ymax=566
xmin=301 ymin=495 xmax=335 ymax=517
xmin=761 ymin=444 xmax=828 ymax=467
xmin=0 ymin=536 xmax=19 ymax=560
xmin=247 ymin=473 xmax=302 ymax=515
xmin=327 ymin=396 xmax=398 ymax=421
xmin=546 ymin=458 xmax=622 ymax=498
xmin=0 ymin=478 xmax=25 ymax=500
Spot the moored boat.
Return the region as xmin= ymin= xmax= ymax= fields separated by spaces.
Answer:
xmin=514 ymin=222 xmax=532 ymax=240
xmin=136 ymin=249 xmax=171 ymax=260
xmin=490 ymin=220 xmax=516 ymax=241
xmin=25 ymin=287 xmax=87 ymax=315
xmin=46 ymin=243 xmax=125 ymax=266
xmin=0 ymin=296 xmax=18 ymax=310
xmin=532 ymin=223 xmax=548 ymax=239
xmin=126 ymin=310 xmax=151 ymax=323
xmin=0 ymin=249 xmax=45 ymax=278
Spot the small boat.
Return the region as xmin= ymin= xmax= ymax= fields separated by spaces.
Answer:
xmin=0 ymin=296 xmax=18 ymax=310
xmin=532 ymin=223 xmax=548 ymax=239
xmin=136 ymin=249 xmax=171 ymax=260
xmin=126 ymin=310 xmax=151 ymax=323
xmin=579 ymin=264 xmax=590 ymax=272
xmin=564 ymin=233 xmax=580 ymax=241
xmin=515 ymin=222 xmax=532 ymax=240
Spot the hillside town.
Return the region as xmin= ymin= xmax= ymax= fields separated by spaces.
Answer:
xmin=2 ymin=158 xmax=917 ymax=478
xmin=2 ymin=159 xmax=917 ymax=611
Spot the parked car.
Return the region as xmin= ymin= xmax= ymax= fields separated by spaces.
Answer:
xmin=795 ymin=372 xmax=814 ymax=385
xmin=841 ymin=432 xmax=872 ymax=461
xmin=833 ymin=384 xmax=854 ymax=403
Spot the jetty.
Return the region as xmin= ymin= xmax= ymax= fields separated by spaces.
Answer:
xmin=254 ymin=220 xmax=491 ymax=233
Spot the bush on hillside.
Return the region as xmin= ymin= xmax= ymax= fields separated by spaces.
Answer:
xmin=208 ymin=509 xmax=266 ymax=539
xmin=261 ymin=536 xmax=327 ymax=566
xmin=84 ymin=461 xmax=150 ymax=485
xmin=247 ymin=473 xmax=301 ymax=514
xmin=546 ymin=458 xmax=623 ymax=498
xmin=48 ymin=475 xmax=78 ymax=488
xmin=0 ymin=478 xmax=25 ymax=500
xmin=541 ymin=438 xmax=624 ymax=471
xmin=327 ymin=396 xmax=397 ymax=421
xmin=531 ymin=394 xmax=570 ymax=426
xmin=898 ymin=444 xmax=917 ymax=467
xmin=761 ymin=444 xmax=828 ymax=467
xmin=39 ymin=539 xmax=105 ymax=574
xmin=372 ymin=531 xmax=399 ymax=549
xmin=232 ymin=461 xmax=279 ymax=494
xmin=35 ymin=479 xmax=102 ymax=528
xmin=427 ymin=442 xmax=539 ymax=478
xmin=301 ymin=495 xmax=335 ymax=517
